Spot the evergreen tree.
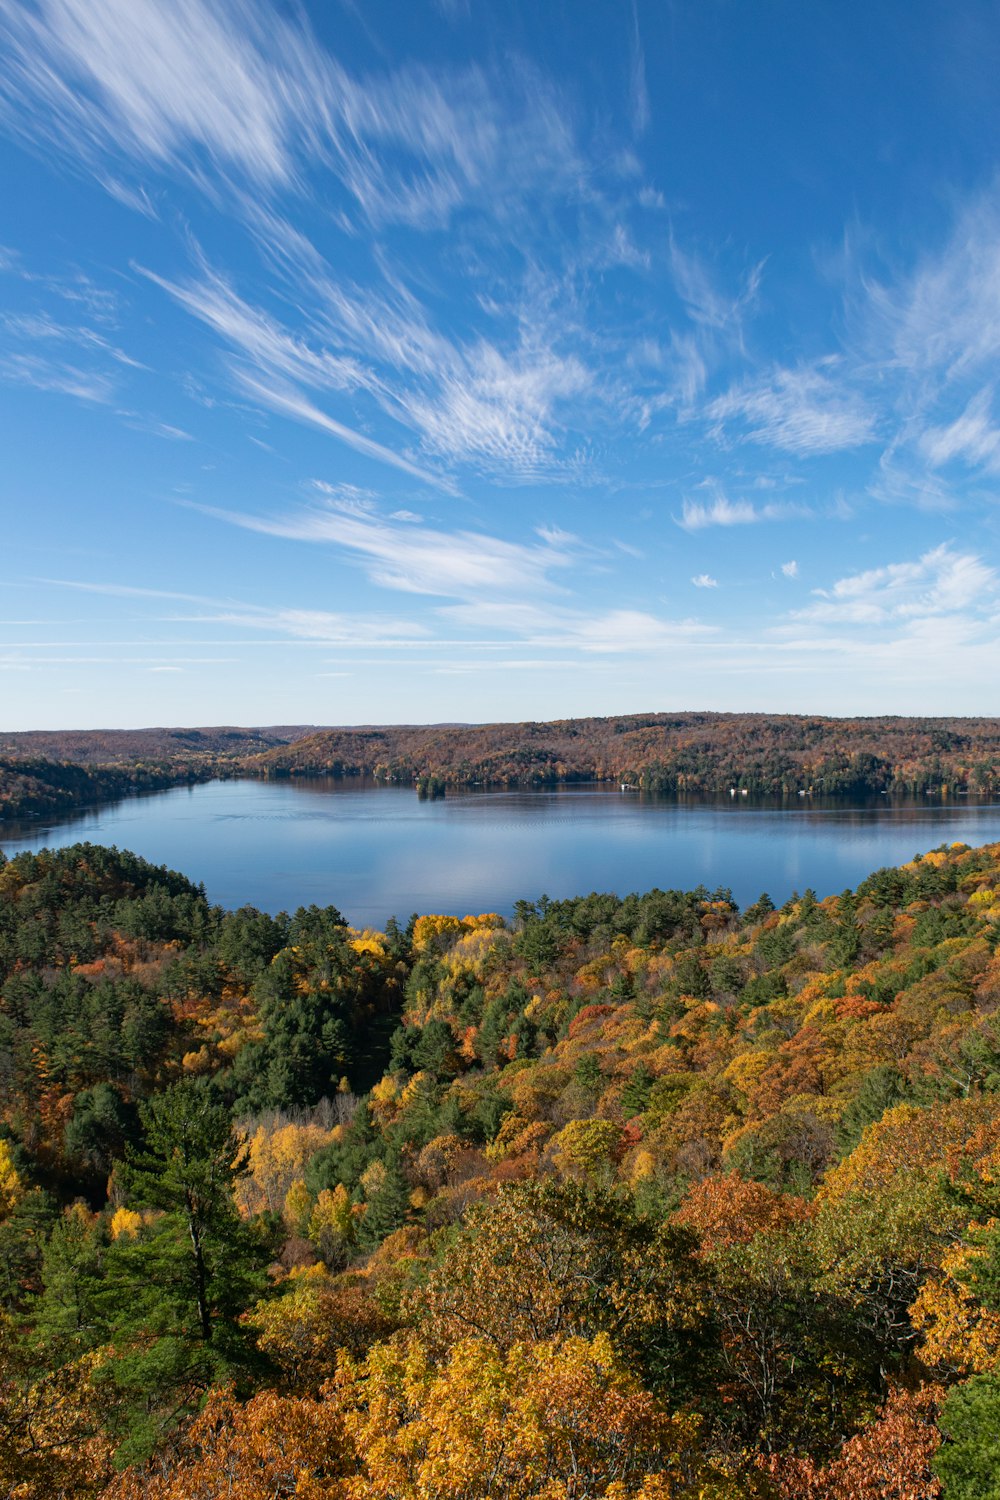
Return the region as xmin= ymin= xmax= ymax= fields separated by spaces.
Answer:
xmin=620 ymin=1065 xmax=654 ymax=1119
xmin=358 ymin=1151 xmax=410 ymax=1250
xmin=96 ymin=1079 xmax=274 ymax=1462
xmin=31 ymin=1203 xmax=106 ymax=1361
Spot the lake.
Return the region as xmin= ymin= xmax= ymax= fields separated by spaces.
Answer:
xmin=3 ymin=777 xmax=1000 ymax=927
xmin=1 ymin=780 xmax=1000 ymax=930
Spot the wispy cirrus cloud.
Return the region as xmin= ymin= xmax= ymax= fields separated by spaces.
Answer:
xmin=0 ymin=261 xmax=158 ymax=416
xmin=917 ymin=386 xmax=1000 ymax=473
xmin=201 ymin=607 xmax=431 ymax=645
xmin=0 ymin=0 xmax=301 ymax=185
xmin=36 ymin=576 xmax=432 ymax=644
xmin=706 ymin=360 xmax=877 ymax=455
xmin=627 ymin=2 xmax=649 ymax=137
xmin=867 ymin=191 xmax=1000 ymax=384
xmin=237 ymin=374 xmax=448 ymax=489
xmin=654 ymin=241 xmax=765 ymax=409
xmin=440 ymin=598 xmax=716 ymax=654
xmin=0 ymin=0 xmax=586 ymax=230
xmin=678 ymin=494 xmax=757 ymax=530
xmin=35 ymin=570 xmax=711 ymax=660
xmin=565 ymin=608 xmax=714 ymax=653
xmin=140 ymin=257 xmax=597 ymax=482
xmin=197 ymin=492 xmax=577 ymax=602
xmin=2 ymin=311 xmax=144 ymax=368
xmin=668 ymin=237 xmax=763 ymax=334
xmin=839 ymin=186 xmax=1000 ymax=500
xmin=0 ymin=0 xmax=771 ymax=490
xmin=399 ymin=341 xmax=591 ymax=476
xmin=136 ymin=263 xmax=368 ymax=395
xmin=0 ymin=351 xmax=116 ymax=403
xmin=172 ymin=491 xmax=719 ymax=657
xmin=677 ymin=186 xmax=1000 ymax=496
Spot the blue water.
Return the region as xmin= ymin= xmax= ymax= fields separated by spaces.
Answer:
xmin=3 ymin=777 xmax=1000 ymax=927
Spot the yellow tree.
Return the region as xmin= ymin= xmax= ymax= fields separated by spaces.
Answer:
xmin=910 ymin=1241 xmax=1000 ymax=1377
xmin=336 ymin=1332 xmax=747 ymax=1499
xmin=550 ymin=1120 xmax=626 ymax=1182
xmin=0 ymin=1141 xmax=22 ymax=1219
xmin=235 ymin=1122 xmax=336 ymax=1218
xmin=0 ymin=1339 xmax=115 ymax=1500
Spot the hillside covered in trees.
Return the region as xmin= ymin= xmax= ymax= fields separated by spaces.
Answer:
xmin=0 ymin=757 xmax=221 ymax=823
xmin=256 ymin=712 xmax=1000 ymax=796
xmin=0 ymin=727 xmax=315 ymax=820
xmin=4 ymin=839 xmax=1000 ymax=1494
xmin=5 ymin=714 xmax=1000 ymax=825
xmin=0 ymin=726 xmax=318 ymax=764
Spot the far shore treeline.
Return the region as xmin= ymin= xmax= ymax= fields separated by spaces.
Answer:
xmin=4 ymin=711 xmax=1000 ymax=820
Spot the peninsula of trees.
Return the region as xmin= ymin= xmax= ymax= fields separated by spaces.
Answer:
xmin=3 ymin=837 xmax=1000 ymax=1494
xmin=0 ymin=726 xmax=315 ymax=820
xmin=3 ymin=712 xmax=1000 ymax=821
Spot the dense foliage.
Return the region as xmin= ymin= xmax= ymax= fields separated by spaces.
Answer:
xmin=0 ymin=727 xmax=314 ymax=765
xmin=0 ymin=758 xmax=213 ymax=821
xmin=4 ymin=714 xmax=1000 ymax=823
xmin=258 ymin=711 xmax=1000 ymax=794
xmin=4 ymin=837 xmax=1000 ymax=1493
xmin=0 ymin=728 xmax=313 ymax=819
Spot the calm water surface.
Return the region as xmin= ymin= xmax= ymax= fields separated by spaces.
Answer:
xmin=4 ymin=777 xmax=1000 ymax=926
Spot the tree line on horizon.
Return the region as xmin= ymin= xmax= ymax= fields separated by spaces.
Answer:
xmin=3 ymin=838 xmax=1000 ymax=1493
xmin=4 ymin=711 xmax=1000 ymax=821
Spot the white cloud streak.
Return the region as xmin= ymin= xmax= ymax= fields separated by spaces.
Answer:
xmin=140 ymin=259 xmax=595 ymax=482
xmin=35 ymin=576 xmax=431 ymax=644
xmin=198 ymin=497 xmax=577 ymax=602
xmin=440 ymin=599 xmax=716 ymax=654
xmin=706 ymin=361 xmax=877 ymax=455
xmin=0 ymin=352 xmax=115 ymax=403
xmin=868 ymin=193 xmax=1000 ymax=384
xmin=0 ymin=0 xmax=586 ymax=229
xmin=669 ymin=237 xmax=762 ymax=333
xmin=918 ymin=387 xmax=1000 ymax=472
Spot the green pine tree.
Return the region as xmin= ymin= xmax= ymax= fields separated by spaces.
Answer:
xmin=358 ymin=1151 xmax=410 ymax=1250
xmin=96 ymin=1079 xmax=274 ymax=1464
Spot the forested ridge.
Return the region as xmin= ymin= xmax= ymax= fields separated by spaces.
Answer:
xmin=4 ymin=840 xmax=1000 ymax=1493
xmin=0 ymin=728 xmax=316 ymax=821
xmin=0 ymin=727 xmax=317 ymax=764
xmin=0 ymin=757 xmax=221 ymax=822
xmin=257 ymin=711 xmax=1000 ymax=795
xmin=5 ymin=714 xmax=1000 ymax=824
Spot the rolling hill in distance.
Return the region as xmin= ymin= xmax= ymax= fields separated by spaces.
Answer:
xmin=3 ymin=713 xmax=1000 ymax=821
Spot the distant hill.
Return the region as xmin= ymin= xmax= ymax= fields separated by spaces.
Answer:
xmin=0 ymin=724 xmax=318 ymax=764
xmin=4 ymin=714 xmax=1000 ymax=820
xmin=0 ymin=726 xmax=319 ymax=819
xmin=256 ymin=711 xmax=1000 ymax=797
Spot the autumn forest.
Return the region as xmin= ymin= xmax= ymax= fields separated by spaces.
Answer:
xmin=4 ymin=711 xmax=1000 ymax=822
xmin=3 ymin=834 xmax=1000 ymax=1496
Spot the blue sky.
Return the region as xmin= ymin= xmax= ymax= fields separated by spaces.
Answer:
xmin=3 ymin=0 xmax=1000 ymax=729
